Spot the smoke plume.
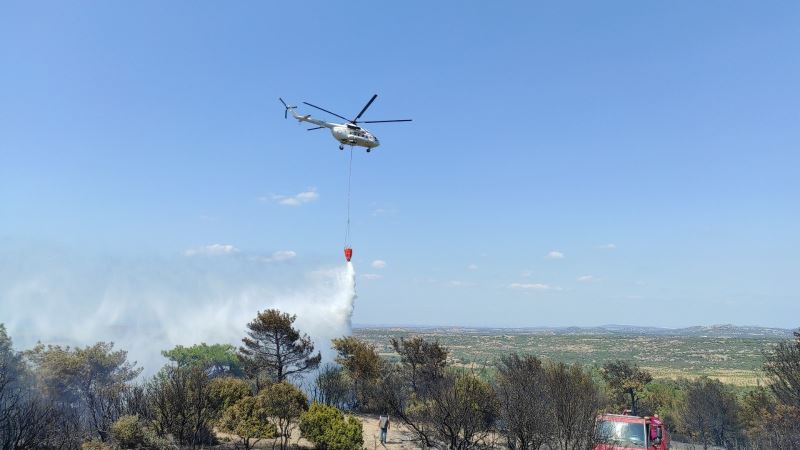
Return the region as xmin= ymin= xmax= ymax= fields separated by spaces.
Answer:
xmin=0 ymin=245 xmax=357 ymax=375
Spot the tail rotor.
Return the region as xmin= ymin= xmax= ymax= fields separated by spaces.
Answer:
xmin=279 ymin=97 xmax=297 ymax=119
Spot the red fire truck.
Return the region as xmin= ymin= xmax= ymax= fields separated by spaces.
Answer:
xmin=594 ymin=413 xmax=670 ymax=450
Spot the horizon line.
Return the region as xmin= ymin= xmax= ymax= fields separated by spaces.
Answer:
xmin=351 ymin=322 xmax=796 ymax=331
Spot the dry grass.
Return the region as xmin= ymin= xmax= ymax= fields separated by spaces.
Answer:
xmin=641 ymin=366 xmax=763 ymax=386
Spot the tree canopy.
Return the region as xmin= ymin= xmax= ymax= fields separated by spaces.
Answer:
xmin=495 ymin=353 xmax=554 ymax=450
xmin=26 ymin=342 xmax=141 ymax=442
xmin=331 ymin=337 xmax=383 ymax=410
xmin=239 ymin=309 xmax=321 ymax=386
xmin=763 ymin=330 xmax=800 ymax=408
xmin=162 ymin=343 xmax=243 ymax=377
xmin=261 ymin=381 xmax=309 ymax=450
xmin=391 ymin=336 xmax=448 ymax=395
xmin=680 ymin=377 xmax=740 ymax=449
xmin=218 ymin=396 xmax=276 ymax=450
xmin=601 ymin=360 xmax=652 ymax=415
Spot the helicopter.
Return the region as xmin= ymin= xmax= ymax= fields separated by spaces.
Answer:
xmin=279 ymin=95 xmax=411 ymax=152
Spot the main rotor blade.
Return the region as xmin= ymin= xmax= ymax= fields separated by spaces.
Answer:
xmin=353 ymin=94 xmax=378 ymax=122
xmin=360 ymin=119 xmax=413 ymax=123
xmin=307 ymin=126 xmax=324 ymax=131
xmin=302 ymin=102 xmax=350 ymax=122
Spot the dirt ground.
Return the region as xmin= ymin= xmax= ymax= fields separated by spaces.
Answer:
xmin=215 ymin=414 xmax=419 ymax=449
xmin=355 ymin=414 xmax=420 ymax=450
xmin=217 ymin=416 xmax=716 ymax=450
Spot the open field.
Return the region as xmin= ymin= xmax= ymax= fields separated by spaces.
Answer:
xmin=353 ymin=326 xmax=793 ymax=386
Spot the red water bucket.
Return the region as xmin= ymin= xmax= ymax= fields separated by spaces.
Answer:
xmin=344 ymin=247 xmax=353 ymax=262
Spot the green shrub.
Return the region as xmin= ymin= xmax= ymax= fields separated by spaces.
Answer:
xmin=110 ymin=414 xmax=177 ymax=450
xmin=300 ymin=402 xmax=340 ymax=445
xmin=81 ymin=441 xmax=115 ymax=450
xmin=209 ymin=376 xmax=252 ymax=418
xmin=300 ymin=403 xmax=363 ymax=450
xmin=260 ymin=381 xmax=309 ymax=450
xmin=140 ymin=427 xmax=178 ymax=450
xmin=324 ymin=415 xmax=363 ymax=450
xmin=112 ymin=414 xmax=146 ymax=448
xmin=219 ymin=396 xmax=277 ymax=450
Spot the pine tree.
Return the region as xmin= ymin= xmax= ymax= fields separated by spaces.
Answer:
xmin=239 ymin=309 xmax=321 ymax=386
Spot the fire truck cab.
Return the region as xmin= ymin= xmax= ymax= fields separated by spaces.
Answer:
xmin=594 ymin=413 xmax=670 ymax=450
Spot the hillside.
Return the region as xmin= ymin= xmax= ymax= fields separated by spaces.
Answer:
xmin=353 ymin=325 xmax=795 ymax=386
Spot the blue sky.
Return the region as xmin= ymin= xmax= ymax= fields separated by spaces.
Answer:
xmin=2 ymin=2 xmax=799 ymax=329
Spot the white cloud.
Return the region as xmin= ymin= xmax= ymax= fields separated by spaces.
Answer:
xmin=577 ymin=275 xmax=599 ymax=283
xmin=509 ymin=283 xmax=562 ymax=291
xmin=371 ymin=260 xmax=387 ymax=269
xmin=447 ymin=280 xmax=473 ymax=287
xmin=264 ymin=188 xmax=319 ymax=206
xmin=545 ymin=251 xmax=564 ymax=259
xmin=467 ymin=264 xmax=478 ymax=271
xmin=269 ymin=250 xmax=297 ymax=262
xmin=184 ymin=244 xmax=239 ymax=256
xmin=362 ymin=273 xmax=383 ymax=280
xmin=597 ymin=244 xmax=616 ymax=250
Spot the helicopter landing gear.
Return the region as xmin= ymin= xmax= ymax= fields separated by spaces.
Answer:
xmin=366 ymin=148 xmax=371 ymax=153
xmin=339 ymin=144 xmax=344 ymax=150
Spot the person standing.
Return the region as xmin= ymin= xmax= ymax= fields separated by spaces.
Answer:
xmin=378 ymin=414 xmax=390 ymax=445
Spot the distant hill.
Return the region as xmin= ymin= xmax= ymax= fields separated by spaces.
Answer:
xmin=353 ymin=324 xmax=795 ymax=339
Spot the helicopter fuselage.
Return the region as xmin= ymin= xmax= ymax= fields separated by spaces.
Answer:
xmin=288 ymin=108 xmax=380 ymax=150
xmin=332 ymin=125 xmax=380 ymax=149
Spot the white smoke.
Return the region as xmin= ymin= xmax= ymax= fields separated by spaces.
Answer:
xmin=0 ymin=246 xmax=357 ymax=375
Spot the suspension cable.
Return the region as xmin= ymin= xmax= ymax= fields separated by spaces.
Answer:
xmin=345 ymin=147 xmax=353 ymax=247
